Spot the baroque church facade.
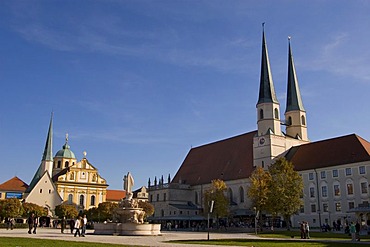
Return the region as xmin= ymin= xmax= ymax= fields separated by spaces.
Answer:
xmin=24 ymin=115 xmax=108 ymax=215
xmin=148 ymin=29 xmax=370 ymax=229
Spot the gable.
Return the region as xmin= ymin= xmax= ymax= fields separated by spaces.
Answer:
xmin=24 ymin=171 xmax=62 ymax=210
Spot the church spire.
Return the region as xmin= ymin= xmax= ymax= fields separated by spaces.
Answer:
xmin=286 ymin=37 xmax=305 ymax=112
xmin=284 ymin=37 xmax=308 ymax=141
xmin=257 ymin=23 xmax=278 ymax=105
xmin=42 ymin=113 xmax=53 ymax=162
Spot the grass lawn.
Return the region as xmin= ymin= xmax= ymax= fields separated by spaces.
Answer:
xmin=171 ymin=239 xmax=364 ymax=246
xmin=0 ymin=237 xmax=141 ymax=247
xmin=170 ymin=230 xmax=370 ymax=247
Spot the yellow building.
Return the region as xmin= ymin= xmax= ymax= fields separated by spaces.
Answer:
xmin=52 ymin=139 xmax=108 ymax=213
xmin=25 ymin=115 xmax=108 ymax=214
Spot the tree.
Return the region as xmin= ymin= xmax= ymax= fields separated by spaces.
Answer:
xmin=22 ymin=202 xmax=46 ymax=217
xmin=266 ymin=157 xmax=303 ymax=230
xmin=138 ymin=201 xmax=154 ymax=220
xmin=0 ymin=198 xmax=23 ymax=218
xmin=203 ymin=179 xmax=229 ymax=221
xmin=247 ymin=166 xmax=272 ymax=231
xmin=84 ymin=207 xmax=99 ymax=222
xmin=55 ymin=204 xmax=78 ymax=219
xmin=96 ymin=202 xmax=118 ymax=221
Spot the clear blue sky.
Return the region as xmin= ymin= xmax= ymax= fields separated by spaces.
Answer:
xmin=1 ymin=1 xmax=370 ymax=190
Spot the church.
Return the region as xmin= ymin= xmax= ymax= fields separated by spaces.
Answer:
xmin=148 ymin=28 xmax=370 ymax=229
xmin=23 ymin=115 xmax=109 ymax=216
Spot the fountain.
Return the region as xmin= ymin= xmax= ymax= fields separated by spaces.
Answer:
xmin=94 ymin=172 xmax=161 ymax=236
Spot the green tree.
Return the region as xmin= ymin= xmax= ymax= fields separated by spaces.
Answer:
xmin=96 ymin=202 xmax=118 ymax=221
xmin=138 ymin=201 xmax=154 ymax=220
xmin=203 ymin=179 xmax=229 ymax=220
xmin=84 ymin=207 xmax=99 ymax=222
xmin=0 ymin=198 xmax=23 ymax=218
xmin=266 ymin=157 xmax=303 ymax=230
xmin=247 ymin=166 xmax=272 ymax=231
xmin=22 ymin=202 xmax=46 ymax=217
xmin=54 ymin=204 xmax=78 ymax=219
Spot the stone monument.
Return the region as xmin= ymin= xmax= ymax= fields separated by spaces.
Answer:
xmin=94 ymin=172 xmax=160 ymax=236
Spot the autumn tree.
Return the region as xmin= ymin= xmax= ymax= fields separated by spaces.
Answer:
xmin=203 ymin=179 xmax=229 ymax=221
xmin=138 ymin=201 xmax=154 ymax=220
xmin=266 ymin=157 xmax=303 ymax=230
xmin=247 ymin=166 xmax=271 ymax=230
xmin=0 ymin=198 xmax=23 ymax=218
xmin=22 ymin=202 xmax=46 ymax=217
xmin=55 ymin=204 xmax=78 ymax=219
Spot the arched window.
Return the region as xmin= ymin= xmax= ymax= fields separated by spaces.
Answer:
xmin=65 ymin=161 xmax=69 ymax=168
xmin=239 ymin=187 xmax=244 ymax=203
xmin=228 ymin=188 xmax=233 ymax=204
xmin=90 ymin=195 xmax=95 ymax=206
xmin=57 ymin=161 xmax=61 ymax=168
xmin=79 ymin=195 xmax=85 ymax=206
xmin=68 ymin=194 xmax=73 ymax=204
xmin=301 ymin=115 xmax=306 ymax=125
xmin=259 ymin=109 xmax=264 ymax=120
xmin=262 ymin=161 xmax=265 ymax=168
xmin=287 ymin=116 xmax=292 ymax=126
xmin=274 ymin=108 xmax=279 ymax=119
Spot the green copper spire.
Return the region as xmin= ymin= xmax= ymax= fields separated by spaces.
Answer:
xmin=286 ymin=37 xmax=305 ymax=112
xmin=42 ymin=113 xmax=53 ymax=161
xmin=257 ymin=23 xmax=278 ymax=105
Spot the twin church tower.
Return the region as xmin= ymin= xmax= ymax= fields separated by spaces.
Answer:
xmin=253 ymin=27 xmax=309 ymax=168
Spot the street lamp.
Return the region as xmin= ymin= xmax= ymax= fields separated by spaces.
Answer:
xmin=253 ymin=207 xmax=258 ymax=235
xmin=207 ymin=200 xmax=214 ymax=241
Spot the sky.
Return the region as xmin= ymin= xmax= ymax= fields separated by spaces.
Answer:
xmin=1 ymin=0 xmax=370 ymax=190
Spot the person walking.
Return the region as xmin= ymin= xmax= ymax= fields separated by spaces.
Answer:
xmin=61 ymin=216 xmax=66 ymax=233
xmin=33 ymin=215 xmax=38 ymax=234
xmin=9 ymin=218 xmax=15 ymax=230
xmin=350 ymin=222 xmax=356 ymax=241
xmin=27 ymin=213 xmax=34 ymax=234
xmin=81 ymin=215 xmax=87 ymax=237
xmin=74 ymin=216 xmax=82 ymax=237
xmin=305 ymin=221 xmax=310 ymax=239
xmin=69 ymin=218 xmax=75 ymax=234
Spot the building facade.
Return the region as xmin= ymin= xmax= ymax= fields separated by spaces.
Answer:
xmin=149 ymin=29 xmax=370 ymax=229
xmin=24 ymin=115 xmax=109 ymax=214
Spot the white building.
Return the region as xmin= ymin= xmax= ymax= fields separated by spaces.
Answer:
xmin=149 ymin=28 xmax=370 ymax=230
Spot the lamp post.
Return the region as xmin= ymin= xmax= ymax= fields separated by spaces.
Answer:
xmin=253 ymin=207 xmax=258 ymax=235
xmin=207 ymin=200 xmax=214 ymax=241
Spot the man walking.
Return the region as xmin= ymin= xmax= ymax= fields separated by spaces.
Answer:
xmin=81 ymin=215 xmax=87 ymax=237
xmin=27 ymin=213 xmax=34 ymax=234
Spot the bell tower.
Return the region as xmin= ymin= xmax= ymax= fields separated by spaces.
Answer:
xmin=253 ymin=24 xmax=286 ymax=168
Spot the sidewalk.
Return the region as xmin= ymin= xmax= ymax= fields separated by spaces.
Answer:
xmin=0 ymin=227 xmax=368 ymax=246
xmin=0 ymin=228 xmax=260 ymax=247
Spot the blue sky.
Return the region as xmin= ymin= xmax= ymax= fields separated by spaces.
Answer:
xmin=1 ymin=0 xmax=370 ymax=190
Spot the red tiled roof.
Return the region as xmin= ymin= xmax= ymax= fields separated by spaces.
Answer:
xmin=172 ymin=131 xmax=257 ymax=186
xmin=0 ymin=176 xmax=29 ymax=192
xmin=106 ymin=189 xmax=126 ymax=202
xmin=286 ymin=134 xmax=370 ymax=170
